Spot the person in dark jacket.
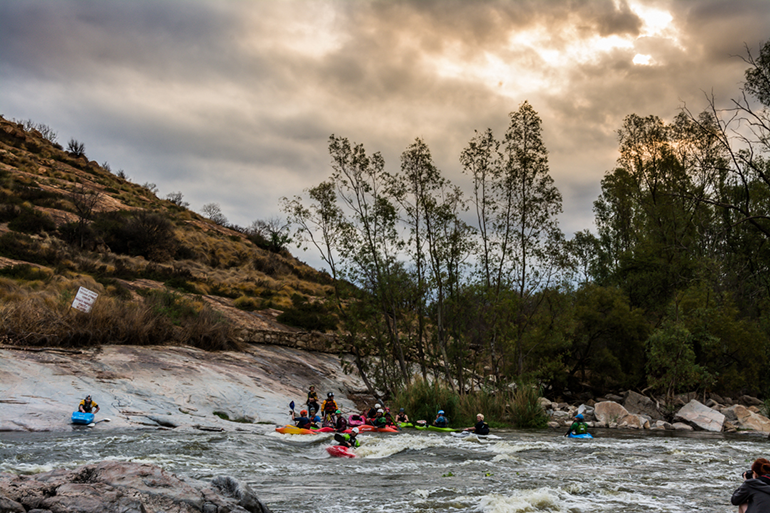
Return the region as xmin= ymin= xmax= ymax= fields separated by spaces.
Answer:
xmin=463 ymin=413 xmax=490 ymax=435
xmin=732 ymin=457 xmax=770 ymax=513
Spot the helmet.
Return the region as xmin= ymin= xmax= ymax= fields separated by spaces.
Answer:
xmin=399 ymin=408 xmax=405 ymax=412
xmin=309 ymin=385 xmax=315 ymax=389
xmin=575 ymin=414 xmax=584 ymax=420
xmin=85 ymin=395 xmax=92 ymax=401
xmin=352 ymin=427 xmax=359 ymax=434
xmin=328 ymin=392 xmax=334 ymax=397
xmin=377 ymin=409 xmax=384 ymax=413
xmin=438 ymin=410 xmax=444 ymax=415
xmin=336 ymin=409 xmax=342 ymax=414
xmin=375 ymin=403 xmax=381 ymax=408
xmin=300 ymin=410 xmax=308 ymax=416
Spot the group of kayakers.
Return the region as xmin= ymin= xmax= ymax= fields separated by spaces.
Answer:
xmin=291 ymin=386 xmax=493 ymax=445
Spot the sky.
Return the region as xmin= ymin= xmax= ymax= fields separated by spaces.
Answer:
xmin=1 ymin=0 xmax=768 ymax=269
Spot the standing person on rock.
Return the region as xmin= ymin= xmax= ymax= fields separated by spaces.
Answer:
xmin=732 ymin=458 xmax=770 ymax=513
xmin=306 ymin=385 xmax=319 ymax=416
xmin=78 ymin=395 xmax=100 ymax=415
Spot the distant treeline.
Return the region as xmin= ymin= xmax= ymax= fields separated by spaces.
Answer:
xmin=284 ymin=41 xmax=770 ymax=402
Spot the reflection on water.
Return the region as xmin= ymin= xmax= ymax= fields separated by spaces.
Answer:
xmin=0 ymin=427 xmax=760 ymax=512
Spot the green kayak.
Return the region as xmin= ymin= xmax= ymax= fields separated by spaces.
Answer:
xmin=414 ymin=424 xmax=457 ymax=432
xmin=397 ymin=422 xmax=415 ymax=428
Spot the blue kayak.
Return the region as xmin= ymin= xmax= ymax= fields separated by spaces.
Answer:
xmin=568 ymin=433 xmax=593 ymax=439
xmin=71 ymin=412 xmax=94 ymax=425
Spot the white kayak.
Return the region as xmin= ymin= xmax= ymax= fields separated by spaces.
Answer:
xmin=451 ymin=431 xmax=501 ymax=440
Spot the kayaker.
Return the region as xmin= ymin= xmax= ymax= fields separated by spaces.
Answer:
xmin=565 ymin=413 xmax=589 ymax=437
xmin=78 ymin=395 xmax=100 ymax=415
xmin=433 ymin=410 xmax=449 ymax=428
xmin=366 ymin=403 xmax=382 ymax=420
xmin=395 ymin=408 xmax=409 ymax=424
xmin=463 ymin=413 xmax=490 ymax=435
xmin=335 ymin=409 xmax=348 ymax=432
xmin=321 ymin=393 xmax=339 ymax=427
xmin=384 ymin=407 xmax=396 ymax=426
xmin=372 ymin=409 xmax=387 ymax=428
xmin=306 ymin=385 xmax=320 ymax=416
xmin=292 ymin=409 xmax=313 ymax=430
xmin=337 ymin=427 xmax=360 ymax=448
xmin=732 ymin=457 xmax=770 ymax=513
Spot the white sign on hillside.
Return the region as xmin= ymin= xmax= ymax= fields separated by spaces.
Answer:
xmin=72 ymin=286 xmax=98 ymax=313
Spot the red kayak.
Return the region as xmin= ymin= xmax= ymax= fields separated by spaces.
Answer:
xmin=326 ymin=445 xmax=356 ymax=458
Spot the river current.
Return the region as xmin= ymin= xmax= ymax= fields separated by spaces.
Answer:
xmin=0 ymin=427 xmax=762 ymax=512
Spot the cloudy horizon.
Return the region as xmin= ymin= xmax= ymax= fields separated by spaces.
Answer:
xmin=1 ymin=0 xmax=768 ymax=269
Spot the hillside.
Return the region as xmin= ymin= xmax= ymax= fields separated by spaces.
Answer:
xmin=0 ymin=116 xmax=341 ymax=351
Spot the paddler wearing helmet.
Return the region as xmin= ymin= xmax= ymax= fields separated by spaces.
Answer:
xmin=565 ymin=413 xmax=589 ymax=436
xmin=78 ymin=395 xmax=100 ymax=415
xmin=433 ymin=409 xmax=448 ymax=428
xmin=335 ymin=409 xmax=348 ymax=432
xmin=336 ymin=426 xmax=361 ymax=448
xmin=372 ymin=408 xmax=387 ymax=428
xmin=292 ymin=409 xmax=313 ymax=429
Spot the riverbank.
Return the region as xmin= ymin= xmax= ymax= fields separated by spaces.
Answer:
xmin=0 ymin=344 xmax=367 ymax=433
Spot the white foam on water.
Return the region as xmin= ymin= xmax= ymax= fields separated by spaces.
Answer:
xmin=474 ymin=489 xmax=564 ymax=513
xmin=354 ymin=432 xmax=450 ymax=459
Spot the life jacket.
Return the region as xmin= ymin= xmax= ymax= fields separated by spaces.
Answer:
xmin=575 ymin=422 xmax=588 ymax=434
xmin=336 ymin=416 xmax=348 ymax=432
xmin=295 ymin=416 xmax=311 ymax=429
xmin=334 ymin=433 xmax=360 ymax=448
xmin=373 ymin=415 xmax=387 ymax=428
xmin=80 ymin=399 xmax=97 ymax=413
xmin=322 ymin=399 xmax=338 ymax=413
xmin=475 ymin=422 xmax=490 ymax=435
xmin=396 ymin=413 xmax=407 ymax=423
xmin=434 ymin=415 xmax=448 ymax=427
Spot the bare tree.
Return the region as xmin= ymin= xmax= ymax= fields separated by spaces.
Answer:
xmin=201 ymin=203 xmax=228 ymax=226
xmin=70 ymin=184 xmax=101 ymax=249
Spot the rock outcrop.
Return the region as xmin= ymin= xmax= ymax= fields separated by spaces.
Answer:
xmin=674 ymin=400 xmax=725 ymax=432
xmin=0 ymin=345 xmax=367 ymax=433
xmin=0 ymin=461 xmax=272 ymax=513
xmin=594 ymin=401 xmax=630 ymax=425
xmin=725 ymin=405 xmax=770 ymax=433
xmin=623 ymin=391 xmax=663 ymax=420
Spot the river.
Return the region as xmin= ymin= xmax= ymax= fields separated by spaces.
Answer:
xmin=0 ymin=427 xmax=760 ymax=512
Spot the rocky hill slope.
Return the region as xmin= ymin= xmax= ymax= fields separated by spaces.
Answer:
xmin=0 ymin=116 xmax=342 ymax=352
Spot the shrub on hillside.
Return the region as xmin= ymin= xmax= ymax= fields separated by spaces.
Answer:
xmin=0 ymin=285 xmax=237 ymax=350
xmin=0 ymin=264 xmax=51 ymax=282
xmin=276 ymin=294 xmax=337 ymax=332
xmin=0 ymin=232 xmax=61 ymax=266
xmin=92 ymin=210 xmax=177 ymax=262
xmin=7 ymin=207 xmax=56 ymax=234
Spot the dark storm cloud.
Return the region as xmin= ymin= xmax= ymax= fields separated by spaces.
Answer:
xmin=1 ymin=0 xmax=768 ymax=266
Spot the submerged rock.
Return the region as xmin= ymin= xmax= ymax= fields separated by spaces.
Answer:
xmin=0 ymin=461 xmax=273 ymax=513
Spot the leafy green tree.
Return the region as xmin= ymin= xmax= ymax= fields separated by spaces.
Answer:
xmin=645 ymin=322 xmax=713 ymax=402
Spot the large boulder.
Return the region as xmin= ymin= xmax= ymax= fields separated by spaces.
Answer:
xmin=0 ymin=461 xmax=273 ymax=513
xmin=725 ymin=405 xmax=770 ymax=433
xmin=623 ymin=391 xmax=663 ymax=420
xmin=594 ymin=401 xmax=630 ymax=425
xmin=674 ymin=400 xmax=725 ymax=432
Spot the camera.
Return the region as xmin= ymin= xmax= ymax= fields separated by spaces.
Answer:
xmin=743 ymin=470 xmax=755 ymax=479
